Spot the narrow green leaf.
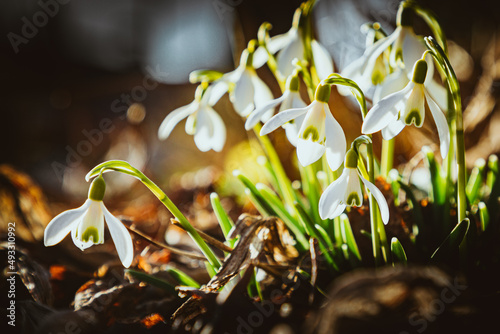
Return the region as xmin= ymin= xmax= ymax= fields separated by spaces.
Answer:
xmin=431 ymin=218 xmax=470 ymax=262
xmin=295 ymin=202 xmax=338 ymax=272
xmin=235 ymin=171 xmax=275 ymax=216
xmin=486 ymin=154 xmax=500 ymax=219
xmin=466 ymin=158 xmax=486 ymax=204
xmin=166 ymin=267 xmax=201 ymax=288
xmin=478 ymin=202 xmax=489 ymax=232
xmin=125 ymin=269 xmax=178 ymax=296
xmin=340 ymin=214 xmax=362 ymax=261
xmin=210 ymin=192 xmax=234 ymax=240
xmin=390 ymin=237 xmax=407 ymax=266
xmin=422 ymin=146 xmax=445 ymax=205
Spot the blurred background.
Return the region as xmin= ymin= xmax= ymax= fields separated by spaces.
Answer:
xmin=1 ymin=0 xmax=499 ymax=221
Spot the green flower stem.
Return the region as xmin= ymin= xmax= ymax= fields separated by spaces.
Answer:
xmin=367 ymin=142 xmax=384 ymax=265
xmin=456 ymin=127 xmax=467 ymax=222
xmin=137 ymin=180 xmax=222 ymax=269
xmin=425 ymin=37 xmax=467 ymax=225
xmin=380 ymin=138 xmax=395 ymax=178
xmin=86 ymin=161 xmax=221 ymax=270
xmin=299 ymin=163 xmax=322 ymax=225
xmin=295 ymin=202 xmax=338 ymax=272
xmin=253 ymin=124 xmax=297 ymax=212
xmin=323 ymin=74 xmax=387 ymax=266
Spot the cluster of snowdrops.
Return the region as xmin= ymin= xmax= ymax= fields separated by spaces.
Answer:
xmin=44 ymin=0 xmax=475 ymax=279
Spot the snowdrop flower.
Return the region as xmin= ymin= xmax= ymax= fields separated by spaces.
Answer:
xmin=211 ymin=46 xmax=273 ymax=117
xmin=319 ymin=149 xmax=389 ymax=224
xmin=158 ymin=85 xmax=226 ymax=152
xmin=44 ymin=175 xmax=134 ymax=268
xmin=373 ymin=57 xmax=448 ymax=112
xmin=261 ymin=83 xmax=346 ymax=170
xmin=362 ymin=59 xmax=450 ymax=158
xmin=256 ymin=8 xmax=333 ymax=80
xmin=340 ymin=5 xmax=425 ymax=95
xmin=245 ymin=72 xmax=307 ymax=146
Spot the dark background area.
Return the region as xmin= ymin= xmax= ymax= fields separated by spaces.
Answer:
xmin=1 ymin=0 xmax=499 ymax=202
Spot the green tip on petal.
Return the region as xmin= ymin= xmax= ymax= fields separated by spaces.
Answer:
xmin=287 ymin=72 xmax=300 ymax=92
xmin=412 ymin=60 xmax=428 ymax=84
xmin=345 ymin=149 xmax=358 ymax=169
xmin=301 ymin=126 xmax=320 ymax=142
xmin=404 ymin=109 xmax=423 ymax=127
xmin=371 ymin=70 xmax=384 ymax=86
xmin=314 ymin=84 xmax=331 ymax=103
xmin=81 ymin=226 xmax=100 ymax=243
xmin=88 ymin=176 xmax=106 ymax=201
xmin=346 ymin=192 xmax=362 ymax=206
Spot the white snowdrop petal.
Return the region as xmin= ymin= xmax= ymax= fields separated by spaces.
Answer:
xmin=344 ymin=169 xmax=363 ymax=206
xmin=324 ymin=107 xmax=346 ymax=171
xmin=373 ymin=69 xmax=409 ymax=103
xmin=297 ymin=138 xmax=325 ymax=166
xmin=402 ymin=29 xmax=426 ymax=71
xmin=362 ymin=88 xmax=407 ymax=134
xmin=101 ymin=203 xmax=134 ymax=268
xmin=425 ymin=78 xmax=448 ymax=111
xmin=252 ymin=46 xmax=269 ymax=69
xmin=311 ymin=40 xmax=334 ymax=80
xmin=425 ymin=91 xmax=450 ymax=158
xmin=158 ymin=102 xmax=198 ymax=140
xmin=232 ymin=70 xmax=255 ymax=116
xmin=44 ymin=199 xmax=91 ymax=247
xmin=207 ymin=80 xmax=230 ymax=106
xmin=319 ymin=171 xmax=349 ymax=219
xmin=267 ymin=30 xmax=295 ymax=54
xmin=277 ymin=36 xmax=304 ymax=78
xmin=381 ymin=118 xmax=405 ymax=140
xmin=261 ymin=106 xmax=309 ymax=135
xmin=206 ymin=107 xmax=226 ymax=152
xmin=359 ymin=174 xmax=390 ymax=225
xmin=251 ymin=74 xmax=274 ymax=108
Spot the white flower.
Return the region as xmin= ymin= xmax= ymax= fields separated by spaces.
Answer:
xmin=158 ymin=85 xmax=226 ymax=152
xmin=362 ymin=59 xmax=450 ymax=158
xmin=245 ymin=74 xmax=307 ymax=146
xmin=319 ymin=150 xmax=389 ymax=224
xmin=211 ymin=49 xmax=273 ymax=118
xmin=339 ymin=7 xmax=425 ymax=96
xmin=373 ymin=58 xmax=448 ymax=111
xmin=269 ymin=28 xmax=333 ymax=80
xmin=261 ymin=83 xmax=346 ymax=170
xmin=44 ymin=176 xmax=134 ymax=268
xmin=254 ymin=9 xmax=333 ymax=80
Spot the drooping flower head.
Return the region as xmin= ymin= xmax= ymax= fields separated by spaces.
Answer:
xmin=44 ymin=175 xmax=134 ymax=267
xmin=319 ymin=149 xmax=389 ymax=224
xmin=254 ymin=6 xmax=333 ymax=81
xmin=246 ymin=71 xmax=307 ymax=146
xmin=158 ymin=84 xmax=226 ymax=152
xmin=362 ymin=58 xmax=450 ymax=158
xmin=261 ymin=82 xmax=346 ymax=171
xmin=210 ymin=41 xmax=273 ymax=118
xmin=340 ymin=3 xmax=427 ymax=95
